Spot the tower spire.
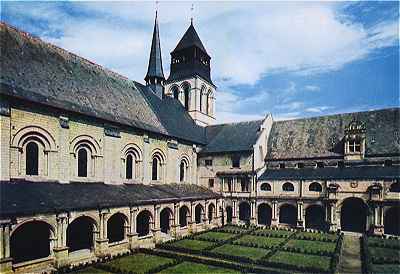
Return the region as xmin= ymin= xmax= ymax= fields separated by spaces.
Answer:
xmin=145 ymin=10 xmax=165 ymax=98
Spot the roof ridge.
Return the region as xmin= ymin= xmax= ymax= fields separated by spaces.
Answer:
xmin=208 ymin=118 xmax=264 ymax=127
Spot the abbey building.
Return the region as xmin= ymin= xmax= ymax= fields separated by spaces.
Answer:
xmin=0 ymin=15 xmax=399 ymax=273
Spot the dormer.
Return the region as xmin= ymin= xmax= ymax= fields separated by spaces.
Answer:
xmin=344 ymin=120 xmax=366 ymax=160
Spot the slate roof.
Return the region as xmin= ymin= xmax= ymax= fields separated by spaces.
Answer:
xmin=201 ymin=119 xmax=265 ymax=153
xmin=0 ymin=23 xmax=205 ymax=144
xmin=145 ymin=13 xmax=165 ymax=82
xmin=172 ymin=22 xmax=208 ymax=56
xmin=0 ymin=180 xmax=221 ymax=218
xmin=267 ymin=108 xmax=400 ymax=160
xmin=259 ymin=165 xmax=400 ymax=181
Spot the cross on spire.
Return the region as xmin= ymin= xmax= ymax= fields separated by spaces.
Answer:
xmin=190 ymin=3 xmax=194 ymax=25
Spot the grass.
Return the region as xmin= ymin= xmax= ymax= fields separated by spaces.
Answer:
xmin=371 ymin=264 xmax=400 ymax=274
xmin=285 ymin=239 xmax=336 ymax=254
xmin=368 ymin=237 xmax=400 ymax=249
xmin=218 ymin=225 xmax=249 ymax=233
xmin=234 ymin=234 xmax=286 ymax=248
xmin=71 ymin=267 xmax=111 ymax=274
xmin=211 ymin=244 xmax=270 ymax=260
xmin=169 ymin=239 xmax=216 ymax=251
xmin=294 ymin=231 xmax=338 ymax=241
xmin=195 ymin=231 xmax=236 ymax=242
xmin=101 ymin=253 xmax=174 ymax=274
xmin=267 ymin=251 xmax=331 ymax=272
xmin=157 ymin=261 xmax=240 ymax=274
xmin=369 ymin=246 xmax=400 ymax=260
xmin=252 ymin=228 xmax=294 ymax=238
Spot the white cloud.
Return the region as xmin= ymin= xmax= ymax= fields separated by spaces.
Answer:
xmin=304 ymin=85 xmax=321 ymax=92
xmin=305 ymin=106 xmax=333 ymax=113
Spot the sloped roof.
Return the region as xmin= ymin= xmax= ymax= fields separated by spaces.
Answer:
xmin=259 ymin=165 xmax=400 ymax=181
xmin=172 ymin=22 xmax=208 ymax=55
xmin=0 ymin=180 xmax=221 ymax=218
xmin=267 ymin=108 xmax=400 ymax=160
xmin=0 ymin=23 xmax=206 ymax=144
xmin=145 ymin=13 xmax=165 ymax=81
xmin=201 ymin=119 xmax=264 ymax=153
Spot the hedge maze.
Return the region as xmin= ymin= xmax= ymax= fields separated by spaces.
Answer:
xmin=68 ymin=225 xmax=349 ymax=274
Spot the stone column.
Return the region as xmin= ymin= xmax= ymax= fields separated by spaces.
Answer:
xmin=297 ymin=201 xmax=305 ymax=229
xmin=0 ymin=220 xmax=12 ymax=274
xmin=251 ymin=200 xmax=257 ymax=225
xmin=54 ymin=214 xmax=69 ymax=267
xmin=327 ymin=201 xmax=338 ymax=232
xmin=0 ymin=101 xmax=11 ymax=181
xmin=372 ymin=204 xmax=384 ymax=235
xmin=232 ymin=200 xmax=238 ymax=224
xmin=127 ymin=208 xmax=138 ymax=250
xmin=142 ymin=135 xmax=150 ymax=183
xmin=152 ymin=205 xmax=161 ymax=243
xmin=271 ymin=200 xmax=278 ymax=227
xmin=95 ymin=210 xmax=109 ymax=257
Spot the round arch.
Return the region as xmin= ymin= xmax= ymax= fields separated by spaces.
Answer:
xmin=340 ymin=197 xmax=368 ymax=233
xmin=258 ymin=203 xmax=272 ymax=226
xmin=208 ymin=203 xmax=216 ymax=224
xmin=107 ymin=213 xmax=128 ymax=243
xmin=12 ymin=126 xmax=56 ymax=151
xmin=226 ymin=206 xmax=233 ymax=224
xmin=179 ymin=205 xmax=190 ymax=227
xmin=160 ymin=207 xmax=173 ymax=234
xmin=136 ymin=210 xmax=153 ymax=237
xmin=239 ymin=201 xmax=251 ymax=224
xmin=260 ymin=183 xmax=272 ymax=191
xmin=309 ymin=182 xmax=322 ymax=192
xmin=195 ymin=204 xmax=204 ymax=224
xmin=384 ymin=206 xmax=400 ymax=236
xmin=282 ymin=182 xmax=294 ymax=192
xmin=10 ymin=220 xmax=54 ymax=263
xmin=67 ymin=216 xmax=97 ymax=252
xmin=279 ymin=203 xmax=297 ymax=226
xmin=305 ymin=204 xmax=327 ymax=231
xmin=170 ymin=85 xmax=180 ymax=100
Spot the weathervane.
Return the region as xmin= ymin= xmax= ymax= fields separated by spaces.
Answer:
xmin=190 ymin=3 xmax=194 ymax=24
xmin=155 ymin=1 xmax=159 ymax=17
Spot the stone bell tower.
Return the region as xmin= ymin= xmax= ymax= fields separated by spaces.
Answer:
xmin=164 ymin=20 xmax=216 ymax=126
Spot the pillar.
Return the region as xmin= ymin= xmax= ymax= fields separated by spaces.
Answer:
xmin=372 ymin=204 xmax=384 ymax=235
xmin=54 ymin=214 xmax=69 ymax=268
xmin=152 ymin=205 xmax=161 ymax=242
xmin=250 ymin=200 xmax=257 ymax=225
xmin=127 ymin=208 xmax=138 ymax=250
xmin=0 ymin=100 xmax=11 ymax=181
xmin=327 ymin=201 xmax=337 ymax=232
xmin=232 ymin=200 xmax=238 ymax=224
xmin=0 ymin=220 xmax=12 ymax=274
xmin=95 ymin=210 xmax=110 ymax=257
xmin=297 ymin=201 xmax=305 ymax=229
xmin=271 ymin=200 xmax=278 ymax=227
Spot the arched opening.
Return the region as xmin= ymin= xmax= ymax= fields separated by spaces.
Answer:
xmin=309 ymin=182 xmax=322 ymax=192
xmin=26 ymin=141 xmax=39 ymax=175
xmin=172 ymin=86 xmax=179 ymax=100
xmin=10 ymin=221 xmax=52 ymax=263
xmin=260 ymin=183 xmax=271 ymax=191
xmin=239 ymin=202 xmax=251 ymax=224
xmin=384 ymin=206 xmax=400 ymax=236
xmin=389 ymin=182 xmax=400 ymax=192
xmin=136 ymin=210 xmax=152 ymax=237
xmin=180 ymin=160 xmax=188 ymax=182
xmin=152 ymin=157 xmax=158 ymax=181
xmin=208 ymin=204 xmax=215 ymax=224
xmin=305 ymin=205 xmax=327 ymax=231
xmin=107 ymin=213 xmax=126 ymax=243
xmin=179 ymin=206 xmax=190 ymax=227
xmin=195 ymin=204 xmax=204 ymax=224
xmin=126 ymin=154 xmax=134 ymax=179
xmin=279 ymin=204 xmax=297 ymax=226
xmin=226 ymin=206 xmax=233 ymax=224
xmin=258 ymin=203 xmax=272 ymax=226
xmin=183 ymin=84 xmax=190 ymax=110
xmin=160 ymin=208 xmax=173 ymax=234
xmin=67 ymin=216 xmax=95 ymax=252
xmin=340 ymin=198 xmax=368 ymax=233
xmin=282 ymin=182 xmax=294 ymax=192
xmin=77 ymin=148 xmax=88 ymax=177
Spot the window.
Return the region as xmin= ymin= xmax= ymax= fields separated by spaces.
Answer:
xmin=180 ymin=161 xmax=185 ymax=182
xmin=205 ymin=159 xmax=213 ymax=166
xmin=260 ymin=183 xmax=271 ymax=191
xmin=297 ymin=163 xmax=304 ymax=168
xmin=282 ymin=182 xmax=294 ymax=192
xmin=126 ymin=154 xmax=133 ymax=179
xmin=240 ymin=178 xmax=249 ymax=192
xmin=152 ymin=157 xmax=159 ymax=180
xmin=231 ymin=155 xmax=240 ymax=168
xmin=26 ymin=142 xmax=39 ymax=175
xmin=348 ymin=139 xmax=361 ymax=153
xmin=316 ymin=162 xmax=324 ymax=168
xmin=337 ymin=161 xmax=345 ymax=168
xmin=389 ymin=182 xmax=400 ymax=193
xmin=309 ymin=182 xmax=322 ymax=192
xmin=227 ymin=178 xmax=233 ymax=192
xmin=172 ymin=86 xmax=179 ymax=100
xmin=385 ymin=160 xmax=392 ymax=167
xmin=279 ymin=163 xmax=285 ymax=169
xmin=208 ymin=179 xmax=214 ymax=188
xmin=182 ymin=84 xmax=190 ymax=110
xmin=78 ymin=148 xmax=88 ymax=177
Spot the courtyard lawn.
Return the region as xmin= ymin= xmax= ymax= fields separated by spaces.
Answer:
xmin=371 ymin=264 xmax=400 ymax=274
xmin=211 ymin=244 xmax=270 ymax=260
xmin=101 ymin=253 xmax=174 ymax=274
xmin=195 ymin=231 xmax=236 ymax=242
xmin=267 ymin=251 xmax=331 ymax=272
xmin=217 ymin=225 xmax=250 ymax=233
xmin=71 ymin=266 xmax=112 ymax=274
xmin=252 ymin=228 xmax=294 ymax=238
xmin=157 ymin=261 xmax=241 ymax=274
xmin=368 ymin=237 xmax=400 ymax=249
xmin=284 ymin=239 xmax=337 ymax=254
xmin=170 ymin=239 xmax=216 ymax=251
xmin=294 ymin=231 xmax=338 ymax=241
xmin=369 ymin=246 xmax=400 ymax=262
xmin=234 ymin=234 xmax=286 ymax=248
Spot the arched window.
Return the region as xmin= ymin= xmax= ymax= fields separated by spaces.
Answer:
xmin=78 ymin=148 xmax=88 ymax=177
xmin=172 ymin=86 xmax=179 ymax=100
xmin=206 ymin=91 xmax=210 ymax=115
xmin=200 ymin=86 xmax=206 ymax=112
xmin=389 ymin=182 xmax=400 ymax=193
xmin=126 ymin=154 xmax=134 ymax=179
xmin=260 ymin=183 xmax=271 ymax=191
xmin=309 ymin=182 xmax=322 ymax=192
xmin=26 ymin=142 xmax=39 ymax=175
xmin=282 ymin=182 xmax=294 ymax=192
xmin=152 ymin=157 xmax=159 ymax=181
xmin=180 ymin=161 xmax=185 ymax=182
xmin=182 ymin=83 xmax=190 ymax=111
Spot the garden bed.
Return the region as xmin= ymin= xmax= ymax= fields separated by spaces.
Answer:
xmin=168 ymin=239 xmax=217 ymax=251
xmin=194 ymin=231 xmax=236 ymax=242
xmin=283 ymin=239 xmax=336 ymax=255
xmin=157 ymin=261 xmax=240 ymax=274
xmin=264 ymin=251 xmax=331 ymax=273
xmin=251 ymin=228 xmax=294 ymax=238
xmin=233 ymin=234 xmax=286 ymax=249
xmin=211 ymin=244 xmax=270 ymax=261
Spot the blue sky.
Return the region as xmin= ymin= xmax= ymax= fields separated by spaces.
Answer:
xmin=1 ymin=1 xmax=399 ymax=123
